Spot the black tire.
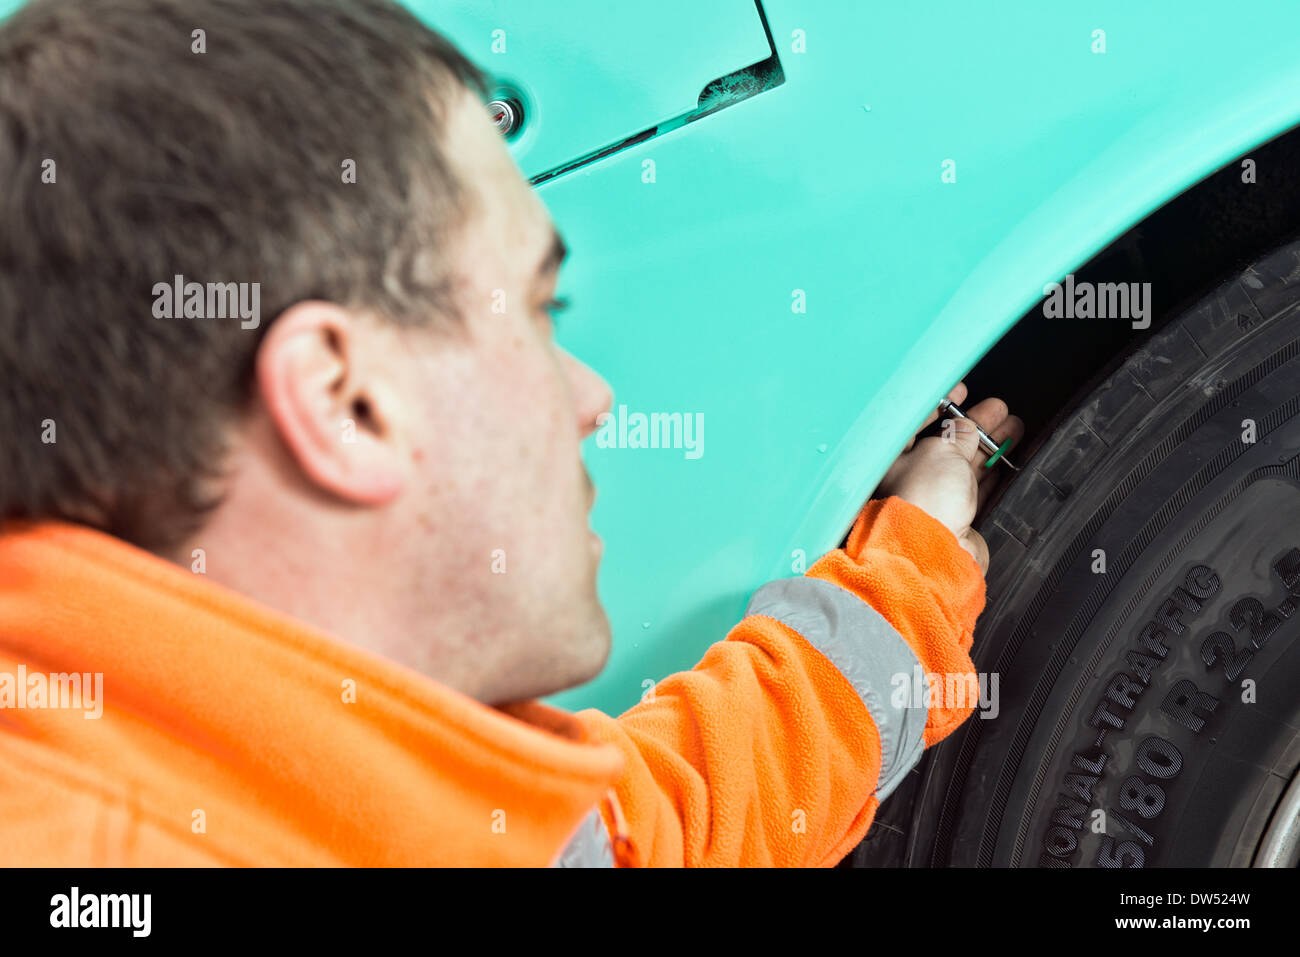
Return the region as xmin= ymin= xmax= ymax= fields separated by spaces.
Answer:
xmin=852 ymin=236 xmax=1300 ymax=868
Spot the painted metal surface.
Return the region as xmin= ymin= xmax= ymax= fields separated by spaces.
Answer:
xmin=414 ymin=1 xmax=1300 ymax=715
xmin=424 ymin=0 xmax=774 ymax=181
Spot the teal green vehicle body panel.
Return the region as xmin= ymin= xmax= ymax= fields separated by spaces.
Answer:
xmin=6 ymin=1 xmax=1300 ymax=714
xmin=422 ymin=0 xmax=774 ymax=181
xmin=410 ymin=1 xmax=1300 ymax=715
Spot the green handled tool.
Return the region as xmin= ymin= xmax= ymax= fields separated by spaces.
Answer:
xmin=937 ymin=397 xmax=1020 ymax=471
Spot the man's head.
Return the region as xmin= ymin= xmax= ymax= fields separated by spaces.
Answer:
xmin=0 ymin=0 xmax=614 ymax=703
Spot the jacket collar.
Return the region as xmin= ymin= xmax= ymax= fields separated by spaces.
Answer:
xmin=0 ymin=520 xmax=625 ymax=865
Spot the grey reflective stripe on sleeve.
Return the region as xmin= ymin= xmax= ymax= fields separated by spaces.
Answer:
xmin=744 ymin=575 xmax=929 ymax=801
xmin=553 ymin=808 xmax=615 ymax=868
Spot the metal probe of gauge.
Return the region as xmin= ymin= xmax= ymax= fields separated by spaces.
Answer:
xmin=937 ymin=397 xmax=1020 ymax=471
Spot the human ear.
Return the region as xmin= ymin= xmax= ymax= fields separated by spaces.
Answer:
xmin=255 ymin=301 xmax=406 ymax=505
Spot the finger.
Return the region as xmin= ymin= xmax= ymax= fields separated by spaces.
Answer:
xmin=903 ymin=381 xmax=968 ymax=452
xmin=963 ymin=396 xmax=1010 ymax=437
xmin=994 ymin=413 xmax=1025 ymax=448
xmin=921 ymin=381 xmax=969 ymax=432
xmin=963 ymin=401 xmax=1023 ymax=471
xmin=943 ymin=414 xmax=984 ymax=465
xmin=974 ymin=413 xmax=1025 ymax=507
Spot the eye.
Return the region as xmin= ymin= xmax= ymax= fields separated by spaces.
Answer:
xmin=540 ymin=296 xmax=570 ymax=323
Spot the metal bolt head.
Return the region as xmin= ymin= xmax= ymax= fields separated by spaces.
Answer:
xmin=487 ymin=98 xmax=521 ymax=136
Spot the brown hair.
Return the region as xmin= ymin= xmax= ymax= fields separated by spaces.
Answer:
xmin=0 ymin=0 xmax=489 ymax=550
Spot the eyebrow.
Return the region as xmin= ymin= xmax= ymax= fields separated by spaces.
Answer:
xmin=538 ymin=229 xmax=568 ymax=277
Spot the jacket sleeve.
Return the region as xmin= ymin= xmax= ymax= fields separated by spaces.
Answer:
xmin=571 ymin=495 xmax=987 ymax=867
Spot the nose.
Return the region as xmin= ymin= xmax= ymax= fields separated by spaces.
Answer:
xmin=559 ymin=348 xmax=613 ymax=438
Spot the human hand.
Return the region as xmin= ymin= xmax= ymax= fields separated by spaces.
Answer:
xmin=874 ymin=382 xmax=1024 ymax=573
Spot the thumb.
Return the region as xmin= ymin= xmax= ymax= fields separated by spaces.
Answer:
xmin=943 ymin=416 xmax=984 ymax=464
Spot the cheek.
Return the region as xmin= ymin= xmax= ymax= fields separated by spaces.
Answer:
xmin=411 ymin=323 xmax=580 ymax=535
xmin=473 ymin=337 xmax=574 ymax=482
xmin=494 ymin=321 xmax=572 ymax=425
xmin=508 ymin=351 xmax=587 ymax=538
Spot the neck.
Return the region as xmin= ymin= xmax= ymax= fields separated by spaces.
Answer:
xmin=173 ymin=425 xmax=488 ymax=700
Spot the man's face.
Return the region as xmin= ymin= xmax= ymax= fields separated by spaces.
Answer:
xmin=383 ymin=86 xmax=613 ymax=704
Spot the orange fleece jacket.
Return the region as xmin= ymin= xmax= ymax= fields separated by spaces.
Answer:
xmin=0 ymin=495 xmax=983 ymax=866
